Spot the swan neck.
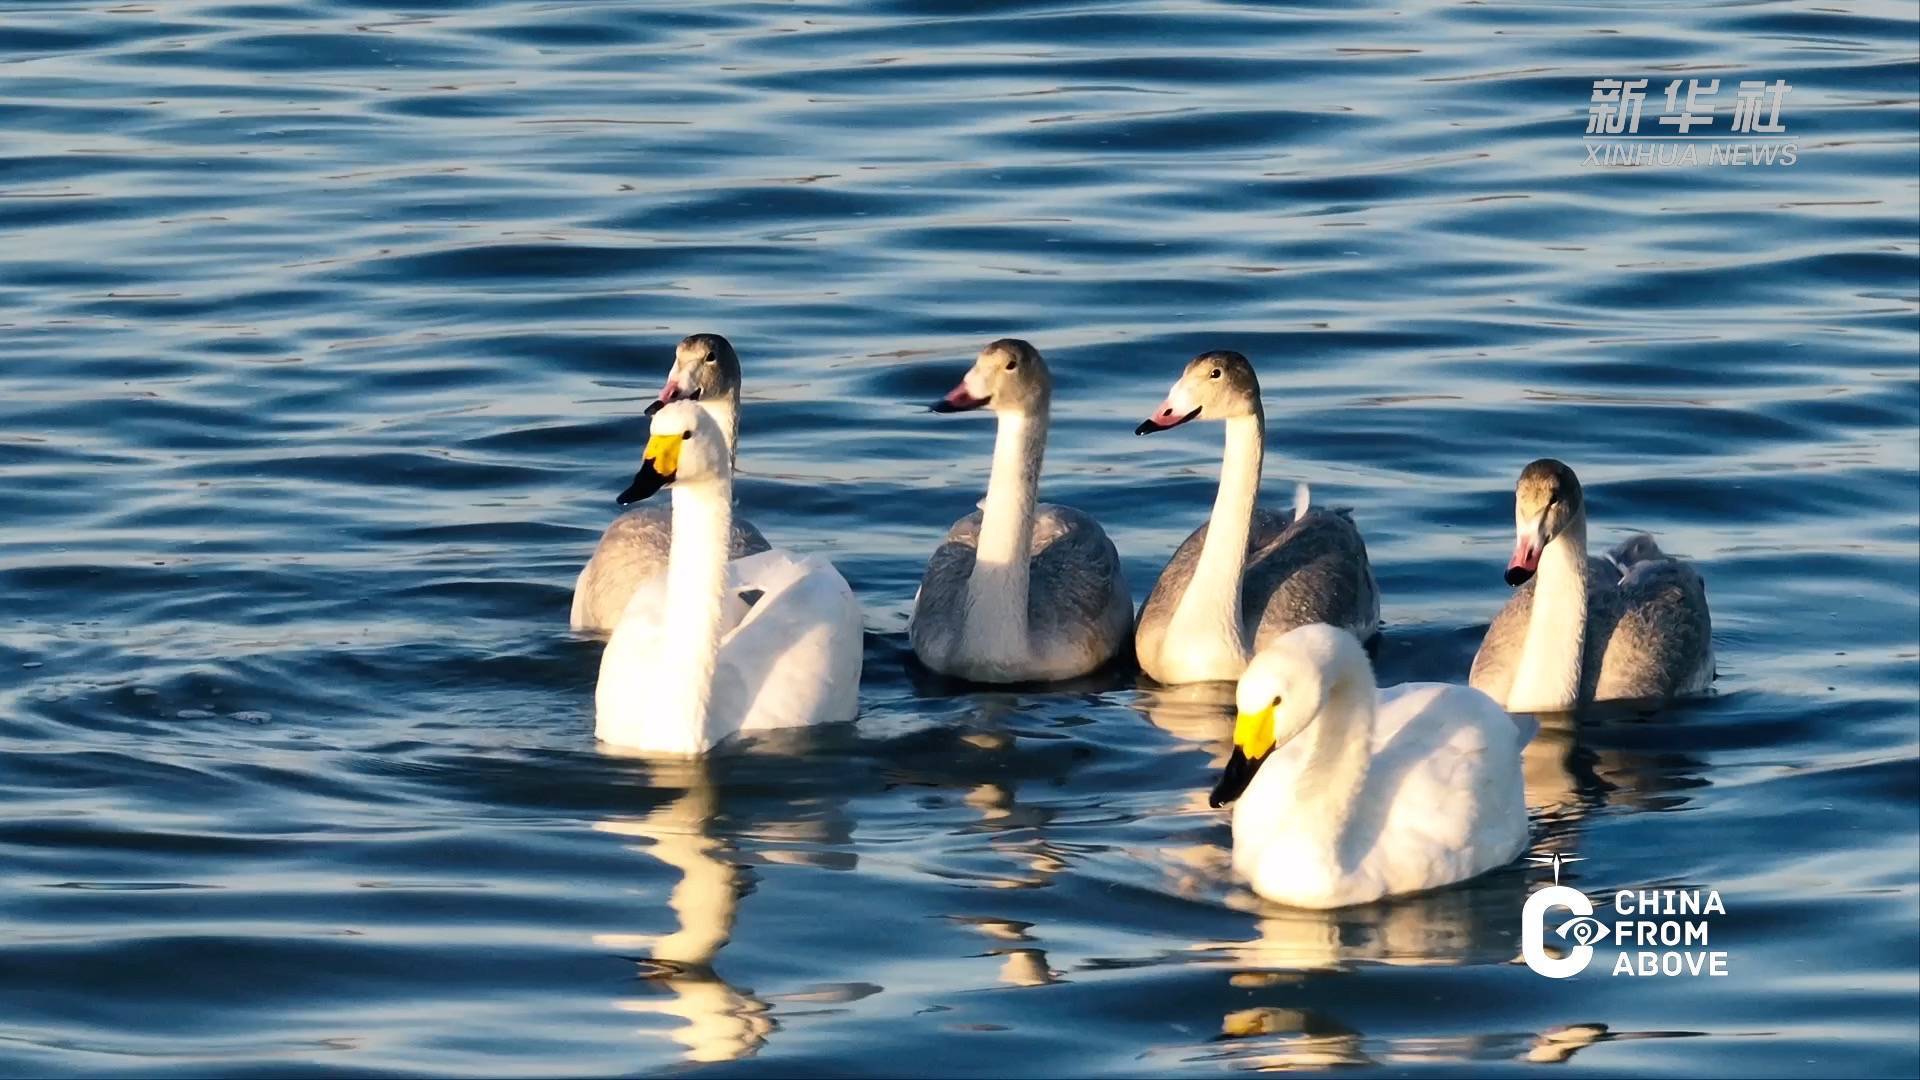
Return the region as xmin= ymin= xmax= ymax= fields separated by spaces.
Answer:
xmin=663 ymin=477 xmax=733 ymax=742
xmin=966 ymin=409 xmax=1043 ymax=647
xmin=1294 ymin=675 xmax=1376 ymax=870
xmin=1175 ymin=414 xmax=1265 ymax=657
xmin=703 ymin=396 xmax=740 ymax=468
xmin=1509 ymin=513 xmax=1589 ymax=712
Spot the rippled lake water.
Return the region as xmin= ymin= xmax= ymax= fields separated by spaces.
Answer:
xmin=3 ymin=0 xmax=1917 ymax=1075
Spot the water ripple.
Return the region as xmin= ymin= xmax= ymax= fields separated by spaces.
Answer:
xmin=0 ymin=0 xmax=1915 ymax=1074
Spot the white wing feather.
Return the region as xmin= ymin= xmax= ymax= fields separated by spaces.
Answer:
xmin=706 ymin=550 xmax=864 ymax=741
xmin=1234 ymin=681 xmax=1532 ymax=908
xmin=596 ymin=548 xmax=863 ymax=754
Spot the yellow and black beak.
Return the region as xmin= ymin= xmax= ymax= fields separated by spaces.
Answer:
xmin=617 ymin=432 xmax=683 ymax=505
xmin=1209 ymin=703 xmax=1276 ymax=808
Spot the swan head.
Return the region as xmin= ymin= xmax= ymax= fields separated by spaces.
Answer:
xmin=1135 ymin=350 xmax=1261 ymax=434
xmin=1507 ymin=458 xmax=1584 ymax=586
xmin=648 ymin=333 xmax=742 ymax=416
xmin=1210 ymin=624 xmax=1371 ymax=807
xmin=929 ymin=339 xmax=1050 ymax=415
xmin=618 ymin=401 xmax=730 ymax=504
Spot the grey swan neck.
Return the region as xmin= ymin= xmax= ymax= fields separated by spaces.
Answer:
xmin=703 ymin=395 xmax=740 ymax=470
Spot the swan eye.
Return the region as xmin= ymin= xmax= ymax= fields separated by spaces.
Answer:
xmin=1271 ymin=695 xmax=1282 ymax=707
xmin=682 ymin=429 xmax=694 ymax=439
xmin=1005 ymin=360 xmax=1018 ymax=371
xmin=1210 ymin=368 xmax=1222 ymax=379
xmin=704 ymin=354 xmax=716 ymax=364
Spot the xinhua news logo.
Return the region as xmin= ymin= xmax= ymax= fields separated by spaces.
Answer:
xmin=1521 ymin=852 xmax=1730 ymax=979
xmin=1583 ymin=77 xmax=1797 ymax=167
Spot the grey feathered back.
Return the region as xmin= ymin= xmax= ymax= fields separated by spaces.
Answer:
xmin=571 ymin=509 xmax=769 ymax=633
xmin=911 ymin=503 xmax=1132 ymax=680
xmin=1136 ymin=502 xmax=1380 ymax=666
xmin=1469 ymin=537 xmax=1712 ymax=706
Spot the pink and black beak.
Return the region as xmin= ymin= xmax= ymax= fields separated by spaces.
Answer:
xmin=929 ymin=383 xmax=990 ymax=413
xmin=645 ymin=379 xmax=697 ymax=416
xmin=1506 ymin=528 xmax=1544 ymax=586
xmin=1135 ymin=402 xmax=1201 ymax=435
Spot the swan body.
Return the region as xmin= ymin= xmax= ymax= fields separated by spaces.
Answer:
xmin=595 ymin=402 xmax=862 ymax=755
xmin=1469 ymin=459 xmax=1713 ymax=713
xmin=573 ymin=333 xmax=769 ymax=633
xmin=1133 ymin=351 xmax=1379 ymax=685
xmin=1213 ymin=624 xmax=1534 ymax=909
xmin=909 ymin=339 xmax=1132 ymax=683
xmin=571 ymin=513 xmax=769 ymax=632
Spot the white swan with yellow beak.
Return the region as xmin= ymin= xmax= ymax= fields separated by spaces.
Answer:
xmin=572 ymin=333 xmax=770 ymax=633
xmin=595 ymin=401 xmax=863 ymax=755
xmin=1211 ymin=624 xmax=1534 ymax=909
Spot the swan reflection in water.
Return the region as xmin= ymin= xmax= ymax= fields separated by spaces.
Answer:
xmin=1202 ymin=1012 xmax=1683 ymax=1070
xmin=592 ymin=759 xmax=772 ymax=1064
xmin=1215 ymin=1008 xmax=1370 ymax=1069
xmin=919 ymin=697 xmax=1075 ymax=989
xmin=946 ymin=914 xmax=1063 ymax=988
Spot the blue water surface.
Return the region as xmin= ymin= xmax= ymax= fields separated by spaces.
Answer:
xmin=1 ymin=0 xmax=1916 ymax=1075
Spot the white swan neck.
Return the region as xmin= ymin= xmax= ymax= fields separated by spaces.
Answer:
xmin=1508 ymin=514 xmax=1589 ymax=712
xmin=1292 ymin=675 xmax=1376 ymax=871
xmin=1170 ymin=414 xmax=1264 ymax=665
xmin=965 ymin=410 xmax=1043 ymax=654
xmin=660 ymin=476 xmax=734 ymax=743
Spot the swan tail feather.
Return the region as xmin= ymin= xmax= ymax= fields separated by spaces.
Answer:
xmin=1292 ymin=483 xmax=1311 ymax=521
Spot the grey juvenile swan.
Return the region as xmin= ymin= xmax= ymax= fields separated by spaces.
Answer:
xmin=1470 ymin=459 xmax=1713 ymax=712
xmin=909 ymin=339 xmax=1132 ymax=683
xmin=571 ymin=333 xmax=769 ymax=632
xmin=1132 ymin=351 xmax=1379 ymax=685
